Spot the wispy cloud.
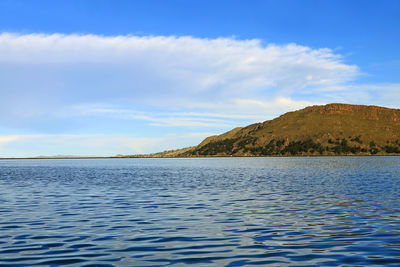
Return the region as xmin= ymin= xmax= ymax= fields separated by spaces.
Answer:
xmin=73 ymin=96 xmax=316 ymax=128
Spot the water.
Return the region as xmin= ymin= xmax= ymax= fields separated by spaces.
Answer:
xmin=0 ymin=157 xmax=399 ymax=266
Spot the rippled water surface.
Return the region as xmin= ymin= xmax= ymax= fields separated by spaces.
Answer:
xmin=0 ymin=157 xmax=400 ymax=266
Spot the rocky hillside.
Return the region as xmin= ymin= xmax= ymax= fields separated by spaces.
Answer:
xmin=146 ymin=103 xmax=400 ymax=157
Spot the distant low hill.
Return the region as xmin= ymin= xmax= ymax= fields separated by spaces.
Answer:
xmin=137 ymin=103 xmax=400 ymax=157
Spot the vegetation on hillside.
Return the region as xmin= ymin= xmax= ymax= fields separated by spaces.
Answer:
xmin=182 ymin=136 xmax=400 ymax=156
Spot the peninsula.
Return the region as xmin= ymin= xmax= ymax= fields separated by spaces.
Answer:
xmin=137 ymin=103 xmax=400 ymax=157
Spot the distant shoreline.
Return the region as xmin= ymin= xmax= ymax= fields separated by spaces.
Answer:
xmin=1 ymin=154 xmax=400 ymax=160
xmin=0 ymin=157 xmax=117 ymax=160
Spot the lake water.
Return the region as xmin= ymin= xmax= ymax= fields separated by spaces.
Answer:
xmin=0 ymin=157 xmax=399 ymax=266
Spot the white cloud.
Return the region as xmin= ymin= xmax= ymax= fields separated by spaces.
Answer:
xmin=0 ymin=33 xmax=359 ymax=107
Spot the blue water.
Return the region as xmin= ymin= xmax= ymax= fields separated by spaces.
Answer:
xmin=0 ymin=157 xmax=399 ymax=266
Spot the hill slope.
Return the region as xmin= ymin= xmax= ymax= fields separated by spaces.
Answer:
xmin=150 ymin=103 xmax=400 ymax=157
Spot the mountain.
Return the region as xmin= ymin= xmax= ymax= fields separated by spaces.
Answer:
xmin=142 ymin=103 xmax=400 ymax=157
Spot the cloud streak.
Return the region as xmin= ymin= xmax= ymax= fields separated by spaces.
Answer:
xmin=75 ymin=97 xmax=316 ymax=128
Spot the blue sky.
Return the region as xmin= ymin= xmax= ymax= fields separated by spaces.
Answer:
xmin=0 ymin=0 xmax=399 ymax=157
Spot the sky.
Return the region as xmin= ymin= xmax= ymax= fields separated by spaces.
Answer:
xmin=0 ymin=0 xmax=399 ymax=157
